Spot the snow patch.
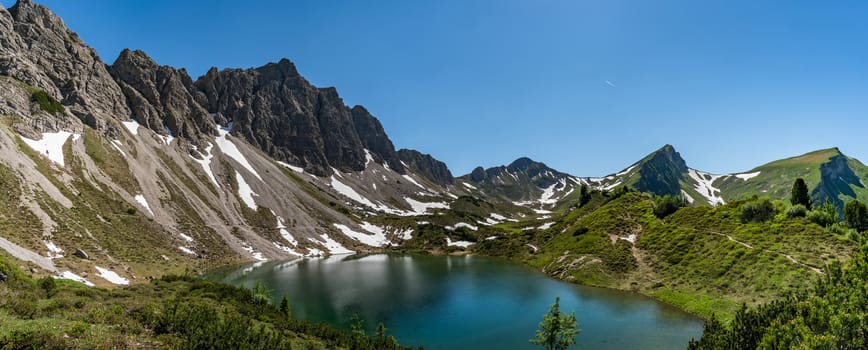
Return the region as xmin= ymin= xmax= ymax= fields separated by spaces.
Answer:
xmin=242 ymin=244 xmax=267 ymax=261
xmin=687 ymin=169 xmax=725 ymax=206
xmin=179 ymin=234 xmax=194 ymax=242
xmin=681 ymin=190 xmax=696 ymax=204
xmin=179 ymin=246 xmax=196 ymax=255
xmin=402 ymin=174 xmax=426 ymax=189
xmin=364 ymin=149 xmax=375 ymax=167
xmin=56 ymin=271 xmax=94 ymax=287
xmin=134 ymin=194 xmax=154 ymax=216
xmin=334 ymin=223 xmax=392 ymax=247
xmin=215 ymin=124 xmax=262 ymax=181
xmin=191 ymin=144 xmax=219 ymax=187
xmin=462 ymin=182 xmax=478 ymax=190
xmin=44 ymin=241 xmax=63 ymax=258
xmin=110 ymin=140 xmax=126 ymax=157
xmin=122 ymin=120 xmax=140 ymax=135
xmin=453 ymin=222 xmax=478 ymax=231
xmin=276 ymin=161 xmax=305 ymax=173
xmin=490 ymin=213 xmax=508 ymax=221
xmin=404 ymin=197 xmax=449 ymax=215
xmin=446 ymin=237 xmax=474 ymax=248
xmin=397 ymin=229 xmax=414 ymax=240
xmin=313 ymin=234 xmax=355 ymax=255
xmin=735 ymin=171 xmax=761 ymax=181
xmin=620 ymin=234 xmax=637 ymax=244
xmin=331 ymin=176 xmax=385 ymax=210
xmin=539 ymin=183 xmax=559 ymax=205
xmin=95 ymin=266 xmax=129 ymax=285
xmin=235 ymin=171 xmax=258 ymax=209
xmin=20 ymin=131 xmax=77 ymax=166
xmin=538 ymin=222 xmax=555 ymax=230
xmin=276 ymin=216 xmax=298 ymax=246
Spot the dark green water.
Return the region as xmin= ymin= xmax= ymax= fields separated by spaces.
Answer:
xmin=207 ymin=254 xmax=702 ymax=349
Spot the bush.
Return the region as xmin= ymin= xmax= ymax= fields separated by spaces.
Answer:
xmin=740 ymin=198 xmax=776 ymax=223
xmin=785 ymin=204 xmax=807 ymax=218
xmin=807 ymin=202 xmax=838 ymax=227
xmin=654 ymin=195 xmax=687 ymax=219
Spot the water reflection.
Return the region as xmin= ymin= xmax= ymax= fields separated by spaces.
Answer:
xmin=207 ymin=254 xmax=702 ymax=350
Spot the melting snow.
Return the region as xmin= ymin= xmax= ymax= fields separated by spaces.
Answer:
xmin=539 ymin=182 xmax=559 ymax=204
xmin=95 ymin=266 xmax=129 ymax=285
xmin=620 ymin=234 xmax=637 ymax=244
xmin=56 ymin=271 xmax=94 ymax=287
xmin=272 ymin=242 xmax=302 ymax=256
xmin=334 ymin=223 xmax=392 ymax=247
xmin=462 ymin=182 xmax=478 ymax=190
xmin=134 ymin=194 xmax=154 ymax=216
xmin=485 ymin=236 xmax=498 ymax=241
xmin=179 ymin=246 xmax=196 ymax=255
xmin=453 ymin=222 xmax=478 ymax=231
xmin=446 ymin=237 xmax=474 ymax=248
xmin=20 ymin=131 xmax=77 ymax=166
xmin=242 ymin=244 xmax=267 ymax=261
xmin=110 ymin=140 xmax=126 ymax=157
xmin=681 ymin=190 xmax=696 ymax=204
xmin=235 ymin=171 xmax=258 ymax=209
xmin=402 ymin=174 xmax=426 ymax=189
xmin=191 ymin=144 xmax=219 ymax=187
xmin=404 ymin=197 xmax=449 ymax=215
xmin=331 ymin=176 xmax=389 ymax=211
xmin=215 ymin=124 xmax=262 ymax=181
xmin=397 ymin=229 xmax=414 ymax=240
xmin=276 ymin=161 xmax=305 ymax=173
xmin=313 ymin=234 xmax=355 ymax=255
xmin=179 ymin=234 xmax=194 ymax=242
xmin=538 ymin=222 xmax=555 ymax=230
xmin=490 ymin=213 xmax=508 ymax=221
xmin=364 ymin=149 xmax=375 ymax=167
xmin=276 ymin=216 xmax=298 ymax=246
xmin=533 ymin=209 xmax=553 ymax=215
xmin=687 ymin=169 xmax=726 ymax=206
xmin=122 ymin=120 xmax=140 ymax=135
xmin=735 ymin=171 xmax=761 ymax=181
xmin=44 ymin=241 xmax=63 ymax=258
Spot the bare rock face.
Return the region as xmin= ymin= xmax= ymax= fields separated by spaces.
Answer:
xmin=193 ymin=59 xmax=402 ymax=176
xmin=109 ymin=49 xmax=216 ymax=143
xmin=398 ymin=149 xmax=453 ymax=186
xmin=351 ymin=105 xmax=403 ymax=172
xmin=1 ymin=0 xmax=130 ymax=130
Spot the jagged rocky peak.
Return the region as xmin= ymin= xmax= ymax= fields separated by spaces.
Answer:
xmin=2 ymin=0 xmax=130 ymax=130
xmin=398 ymin=149 xmax=453 ymax=186
xmin=109 ymin=49 xmax=216 ymax=143
xmin=192 ymin=58 xmax=402 ymax=177
xmin=632 ymin=144 xmax=690 ymax=196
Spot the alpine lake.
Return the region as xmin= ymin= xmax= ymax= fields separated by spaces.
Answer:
xmin=206 ymin=254 xmax=702 ymax=349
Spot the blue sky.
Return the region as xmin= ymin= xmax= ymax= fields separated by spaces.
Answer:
xmin=6 ymin=0 xmax=868 ymax=176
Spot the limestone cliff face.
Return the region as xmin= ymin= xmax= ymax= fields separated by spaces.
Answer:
xmin=109 ymin=49 xmax=216 ymax=144
xmin=0 ymin=0 xmax=130 ymax=135
xmin=193 ymin=59 xmax=406 ymax=177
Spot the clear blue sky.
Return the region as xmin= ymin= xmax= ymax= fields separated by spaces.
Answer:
xmin=6 ymin=0 xmax=868 ymax=176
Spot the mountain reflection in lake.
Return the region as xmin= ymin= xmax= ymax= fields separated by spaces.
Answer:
xmin=208 ymin=254 xmax=702 ymax=350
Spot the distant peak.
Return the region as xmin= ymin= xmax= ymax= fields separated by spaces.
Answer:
xmin=657 ymin=144 xmax=677 ymax=154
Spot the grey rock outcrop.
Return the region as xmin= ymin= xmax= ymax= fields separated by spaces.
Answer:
xmin=1 ymin=0 xmax=129 ymax=131
xmin=398 ymin=149 xmax=453 ymax=186
xmin=109 ymin=49 xmax=216 ymax=143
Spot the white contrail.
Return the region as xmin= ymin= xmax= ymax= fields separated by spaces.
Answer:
xmin=605 ymin=80 xmax=616 ymax=88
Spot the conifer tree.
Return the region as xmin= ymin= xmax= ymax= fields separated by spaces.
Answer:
xmin=844 ymin=199 xmax=868 ymax=232
xmin=530 ymin=296 xmax=581 ymax=350
xmin=790 ymin=178 xmax=811 ymax=210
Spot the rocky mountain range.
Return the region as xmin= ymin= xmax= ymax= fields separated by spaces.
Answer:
xmin=0 ymin=0 xmax=866 ymax=287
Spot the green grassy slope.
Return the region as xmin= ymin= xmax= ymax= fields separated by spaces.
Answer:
xmin=464 ymin=191 xmax=854 ymax=321
xmin=714 ymin=148 xmax=839 ymax=202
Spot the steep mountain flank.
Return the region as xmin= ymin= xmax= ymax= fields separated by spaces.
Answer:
xmin=192 ymin=59 xmax=405 ymax=177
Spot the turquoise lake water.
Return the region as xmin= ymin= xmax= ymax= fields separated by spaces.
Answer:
xmin=208 ymin=254 xmax=703 ymax=349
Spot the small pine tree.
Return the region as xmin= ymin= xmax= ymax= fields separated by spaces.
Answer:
xmin=279 ymin=295 xmax=291 ymax=318
xmin=349 ymin=314 xmax=366 ymax=338
xmin=530 ymin=296 xmax=581 ymax=350
xmin=251 ymin=280 xmax=272 ymax=305
xmin=790 ymin=178 xmax=812 ymax=210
